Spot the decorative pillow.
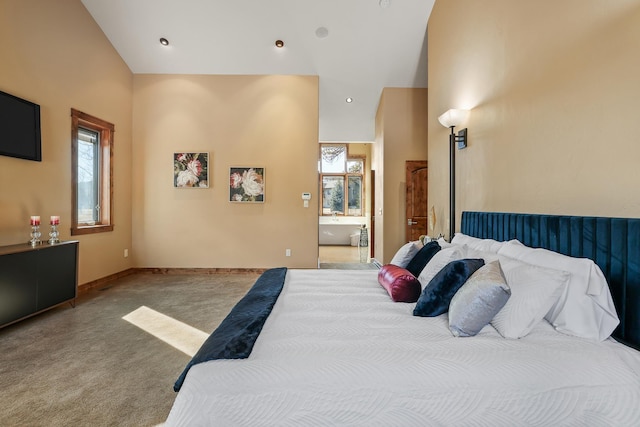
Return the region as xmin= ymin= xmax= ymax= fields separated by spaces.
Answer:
xmin=418 ymin=235 xmax=432 ymax=245
xmin=389 ymin=241 xmax=423 ymax=269
xmin=377 ymin=264 xmax=421 ymax=302
xmin=498 ymin=241 xmax=618 ymax=341
xmin=451 ymin=233 xmax=505 ymax=253
xmin=490 ymin=256 xmax=569 ymax=339
xmin=437 ymin=237 xmax=453 ymax=249
xmin=413 ymin=258 xmax=485 ymax=317
xmin=448 ymin=261 xmax=511 ymax=337
xmin=417 ymin=245 xmax=466 ymax=290
xmin=405 ymin=241 xmax=441 ymax=277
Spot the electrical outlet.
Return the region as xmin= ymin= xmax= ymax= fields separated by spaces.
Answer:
xmin=285 ymin=249 xmax=291 ymax=257
xmin=124 ymin=249 xmax=129 ymax=258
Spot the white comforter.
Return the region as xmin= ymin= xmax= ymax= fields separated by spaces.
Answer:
xmin=166 ymin=269 xmax=640 ymax=426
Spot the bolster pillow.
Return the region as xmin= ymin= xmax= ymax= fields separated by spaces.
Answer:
xmin=378 ymin=264 xmax=421 ymax=302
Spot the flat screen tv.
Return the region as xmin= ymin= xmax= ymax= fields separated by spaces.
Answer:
xmin=0 ymin=90 xmax=41 ymax=161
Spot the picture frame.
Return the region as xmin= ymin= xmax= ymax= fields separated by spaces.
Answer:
xmin=229 ymin=167 xmax=265 ymax=203
xmin=174 ymin=152 xmax=209 ymax=188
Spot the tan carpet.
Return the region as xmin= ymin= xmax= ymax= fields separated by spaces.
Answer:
xmin=0 ymin=272 xmax=260 ymax=426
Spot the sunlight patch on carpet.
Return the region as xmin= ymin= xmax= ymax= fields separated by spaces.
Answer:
xmin=123 ymin=306 xmax=208 ymax=356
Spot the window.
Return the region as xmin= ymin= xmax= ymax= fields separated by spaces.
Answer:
xmin=320 ymin=144 xmax=363 ymax=216
xmin=71 ymin=109 xmax=114 ymax=235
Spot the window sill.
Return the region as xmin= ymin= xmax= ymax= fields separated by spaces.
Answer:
xmin=71 ymin=224 xmax=114 ymax=236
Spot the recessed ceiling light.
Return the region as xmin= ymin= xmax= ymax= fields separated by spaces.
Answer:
xmin=315 ymin=27 xmax=329 ymax=39
xmin=159 ymin=37 xmax=169 ymax=46
xmin=346 ymin=97 xmax=353 ymax=103
xmin=379 ymin=0 xmax=391 ymax=8
xmin=275 ymin=40 xmax=284 ymax=48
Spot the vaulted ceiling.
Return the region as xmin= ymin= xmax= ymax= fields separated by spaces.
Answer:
xmin=81 ymin=0 xmax=435 ymax=142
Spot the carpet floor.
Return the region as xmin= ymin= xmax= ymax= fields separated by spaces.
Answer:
xmin=0 ymin=271 xmax=260 ymax=426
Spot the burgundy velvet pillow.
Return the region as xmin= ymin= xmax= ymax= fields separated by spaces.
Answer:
xmin=377 ymin=264 xmax=421 ymax=302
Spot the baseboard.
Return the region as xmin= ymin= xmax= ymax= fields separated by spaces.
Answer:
xmin=78 ymin=267 xmax=267 ymax=294
xmin=78 ymin=268 xmax=138 ymax=294
xmin=134 ymin=267 xmax=268 ymax=275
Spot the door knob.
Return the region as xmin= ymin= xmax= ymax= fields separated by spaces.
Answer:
xmin=407 ymin=219 xmax=418 ymax=226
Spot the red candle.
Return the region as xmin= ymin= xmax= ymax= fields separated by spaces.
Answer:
xmin=50 ymin=216 xmax=60 ymax=225
xmin=30 ymin=216 xmax=40 ymax=226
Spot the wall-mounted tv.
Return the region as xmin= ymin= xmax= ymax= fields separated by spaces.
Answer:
xmin=0 ymin=90 xmax=41 ymax=161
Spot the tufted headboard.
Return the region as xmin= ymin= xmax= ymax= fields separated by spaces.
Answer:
xmin=461 ymin=211 xmax=640 ymax=350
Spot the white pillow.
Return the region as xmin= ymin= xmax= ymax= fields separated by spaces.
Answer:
xmin=437 ymin=237 xmax=453 ymax=249
xmin=417 ymin=245 xmax=466 ymax=290
xmin=389 ymin=241 xmax=422 ymax=269
xmin=464 ymin=246 xmax=500 ymax=264
xmin=451 ymin=233 xmax=505 ymax=253
xmin=497 ymin=241 xmax=619 ymax=341
xmin=491 ymin=256 xmax=569 ymax=339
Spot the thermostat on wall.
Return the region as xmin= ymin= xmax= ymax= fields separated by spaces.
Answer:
xmin=302 ymin=192 xmax=311 ymax=208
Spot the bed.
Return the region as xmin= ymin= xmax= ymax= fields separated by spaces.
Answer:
xmin=165 ymin=211 xmax=640 ymax=426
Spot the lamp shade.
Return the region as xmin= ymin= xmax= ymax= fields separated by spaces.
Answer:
xmin=438 ymin=109 xmax=470 ymax=128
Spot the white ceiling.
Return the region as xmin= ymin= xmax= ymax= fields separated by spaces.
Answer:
xmin=81 ymin=0 xmax=435 ymax=142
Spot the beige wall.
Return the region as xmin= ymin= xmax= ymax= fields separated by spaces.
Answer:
xmin=428 ymin=0 xmax=640 ymax=238
xmin=132 ymin=74 xmax=319 ymax=268
xmin=373 ymin=98 xmax=386 ymax=261
xmin=0 ymin=0 xmax=133 ymax=284
xmin=374 ymin=88 xmax=428 ymax=263
xmin=1 ymin=1 xmax=320 ymax=278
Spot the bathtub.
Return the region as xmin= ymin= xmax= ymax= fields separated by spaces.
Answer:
xmin=319 ymin=216 xmax=368 ymax=245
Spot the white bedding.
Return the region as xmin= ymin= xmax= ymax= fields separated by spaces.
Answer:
xmin=166 ymin=269 xmax=640 ymax=426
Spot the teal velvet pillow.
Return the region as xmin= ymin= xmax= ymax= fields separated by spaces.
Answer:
xmin=413 ymin=258 xmax=485 ymax=317
xmin=405 ymin=241 xmax=441 ymax=277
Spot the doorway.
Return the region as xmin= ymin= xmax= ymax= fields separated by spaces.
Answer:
xmin=317 ymin=143 xmax=373 ymax=266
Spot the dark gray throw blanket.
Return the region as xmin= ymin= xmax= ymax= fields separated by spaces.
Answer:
xmin=173 ymin=267 xmax=288 ymax=391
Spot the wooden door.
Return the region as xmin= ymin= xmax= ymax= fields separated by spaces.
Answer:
xmin=405 ymin=161 xmax=428 ymax=242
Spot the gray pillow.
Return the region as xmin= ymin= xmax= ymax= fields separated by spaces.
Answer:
xmin=390 ymin=241 xmax=422 ymax=269
xmin=448 ymin=260 xmax=511 ymax=337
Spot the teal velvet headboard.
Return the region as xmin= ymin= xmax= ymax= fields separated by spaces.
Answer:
xmin=461 ymin=211 xmax=640 ymax=350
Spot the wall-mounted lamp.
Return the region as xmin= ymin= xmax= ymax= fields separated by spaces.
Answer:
xmin=438 ymin=108 xmax=470 ymax=241
xmin=438 ymin=109 xmax=469 ymax=149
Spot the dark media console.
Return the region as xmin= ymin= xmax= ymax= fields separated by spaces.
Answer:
xmin=0 ymin=241 xmax=78 ymax=328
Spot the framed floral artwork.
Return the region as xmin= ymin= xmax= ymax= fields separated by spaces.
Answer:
xmin=229 ymin=167 xmax=265 ymax=202
xmin=174 ymin=152 xmax=209 ymax=188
